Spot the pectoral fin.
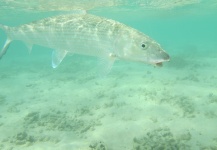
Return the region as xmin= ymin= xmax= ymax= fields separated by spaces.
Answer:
xmin=98 ymin=53 xmax=116 ymax=76
xmin=25 ymin=43 xmax=33 ymax=53
xmin=0 ymin=38 xmax=11 ymax=59
xmin=52 ymin=50 xmax=68 ymax=68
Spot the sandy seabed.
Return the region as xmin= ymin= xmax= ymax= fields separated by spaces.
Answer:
xmin=0 ymin=50 xmax=217 ymax=150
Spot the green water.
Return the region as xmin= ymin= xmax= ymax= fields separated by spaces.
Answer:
xmin=0 ymin=1 xmax=217 ymax=150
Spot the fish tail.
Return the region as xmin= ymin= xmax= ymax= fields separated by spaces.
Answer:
xmin=0 ymin=24 xmax=12 ymax=59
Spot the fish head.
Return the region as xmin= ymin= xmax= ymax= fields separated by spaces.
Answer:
xmin=122 ymin=33 xmax=170 ymax=66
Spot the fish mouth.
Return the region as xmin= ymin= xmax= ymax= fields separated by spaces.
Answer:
xmin=152 ymin=58 xmax=170 ymax=67
xmin=155 ymin=62 xmax=163 ymax=67
xmin=152 ymin=51 xmax=170 ymax=67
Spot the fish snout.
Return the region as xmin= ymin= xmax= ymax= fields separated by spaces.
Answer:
xmin=152 ymin=51 xmax=170 ymax=67
xmin=161 ymin=51 xmax=170 ymax=62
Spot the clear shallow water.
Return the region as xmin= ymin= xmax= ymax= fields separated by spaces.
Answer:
xmin=0 ymin=1 xmax=217 ymax=150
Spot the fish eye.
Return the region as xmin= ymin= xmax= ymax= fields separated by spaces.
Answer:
xmin=141 ymin=43 xmax=147 ymax=49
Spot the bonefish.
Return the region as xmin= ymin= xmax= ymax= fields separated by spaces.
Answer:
xmin=0 ymin=13 xmax=169 ymax=74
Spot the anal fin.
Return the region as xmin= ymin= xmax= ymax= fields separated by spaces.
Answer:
xmin=52 ymin=50 xmax=68 ymax=68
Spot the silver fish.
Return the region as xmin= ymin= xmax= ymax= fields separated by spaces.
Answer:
xmin=0 ymin=0 xmax=200 ymax=12
xmin=0 ymin=13 xmax=169 ymax=74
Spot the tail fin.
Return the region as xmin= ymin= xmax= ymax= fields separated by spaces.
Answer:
xmin=0 ymin=24 xmax=11 ymax=59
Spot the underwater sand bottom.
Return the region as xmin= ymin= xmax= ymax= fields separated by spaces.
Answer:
xmin=0 ymin=53 xmax=217 ymax=150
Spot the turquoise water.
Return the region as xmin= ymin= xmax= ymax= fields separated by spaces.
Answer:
xmin=0 ymin=1 xmax=217 ymax=150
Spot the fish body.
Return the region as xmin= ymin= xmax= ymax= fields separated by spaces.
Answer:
xmin=0 ymin=13 xmax=169 ymax=74
xmin=0 ymin=0 xmax=200 ymax=12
